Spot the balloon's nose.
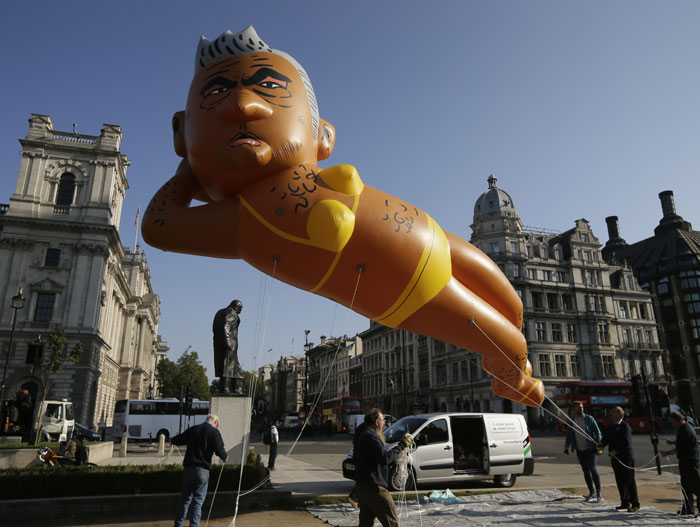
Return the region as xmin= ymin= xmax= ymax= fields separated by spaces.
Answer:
xmin=221 ymin=89 xmax=273 ymax=121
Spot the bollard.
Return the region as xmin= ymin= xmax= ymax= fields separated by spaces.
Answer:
xmin=158 ymin=433 xmax=165 ymax=456
xmin=120 ymin=434 xmax=128 ymax=458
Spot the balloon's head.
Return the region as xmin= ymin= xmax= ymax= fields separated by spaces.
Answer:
xmin=174 ymin=26 xmax=335 ymax=201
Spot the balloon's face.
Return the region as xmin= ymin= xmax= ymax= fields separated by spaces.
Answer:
xmin=184 ymin=52 xmax=318 ymax=201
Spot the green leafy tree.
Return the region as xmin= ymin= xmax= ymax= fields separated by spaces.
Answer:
xmin=156 ymin=347 xmax=211 ymax=401
xmin=33 ymin=326 xmax=83 ymax=443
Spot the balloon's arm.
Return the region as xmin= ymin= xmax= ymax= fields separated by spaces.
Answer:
xmin=141 ymin=160 xmax=240 ymax=258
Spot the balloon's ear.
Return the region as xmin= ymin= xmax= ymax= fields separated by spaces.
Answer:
xmin=317 ymin=119 xmax=335 ymax=161
xmin=172 ymin=111 xmax=186 ymax=158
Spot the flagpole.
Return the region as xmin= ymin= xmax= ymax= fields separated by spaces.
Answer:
xmin=133 ymin=206 xmax=140 ymax=254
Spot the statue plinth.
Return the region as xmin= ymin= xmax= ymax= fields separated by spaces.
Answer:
xmin=210 ymin=395 xmax=252 ymax=465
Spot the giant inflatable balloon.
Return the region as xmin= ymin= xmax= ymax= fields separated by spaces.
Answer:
xmin=142 ymin=26 xmax=544 ymax=407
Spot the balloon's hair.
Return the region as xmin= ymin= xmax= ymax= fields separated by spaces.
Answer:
xmin=195 ymin=25 xmax=320 ymax=140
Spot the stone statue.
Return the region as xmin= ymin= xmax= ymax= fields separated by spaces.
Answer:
xmin=212 ymin=299 xmax=244 ymax=394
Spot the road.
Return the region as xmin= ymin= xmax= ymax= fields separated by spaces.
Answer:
xmin=249 ymin=429 xmax=675 ymax=471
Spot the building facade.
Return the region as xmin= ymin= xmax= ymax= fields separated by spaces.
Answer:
xmin=0 ymin=114 xmax=167 ymax=432
xmin=469 ymin=176 xmax=665 ymax=421
xmin=603 ymin=191 xmax=700 ymax=412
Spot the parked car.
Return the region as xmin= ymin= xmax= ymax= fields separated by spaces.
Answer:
xmin=74 ymin=422 xmax=101 ymax=441
xmin=342 ymin=412 xmax=534 ymax=490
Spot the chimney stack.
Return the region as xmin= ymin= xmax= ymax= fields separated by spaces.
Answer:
xmin=659 ymin=190 xmax=677 ymax=218
xmin=605 ymin=216 xmax=622 ymax=241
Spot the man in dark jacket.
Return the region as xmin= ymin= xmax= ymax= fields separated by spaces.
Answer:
xmin=172 ymin=414 xmax=228 ymax=527
xmin=354 ymin=408 xmax=412 ymax=527
xmin=601 ymin=406 xmax=640 ymax=512
xmin=661 ymin=411 xmax=700 ymax=516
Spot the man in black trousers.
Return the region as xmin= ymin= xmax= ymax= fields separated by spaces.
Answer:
xmin=601 ymin=406 xmax=640 ymax=512
xmin=661 ymin=411 xmax=700 ymax=516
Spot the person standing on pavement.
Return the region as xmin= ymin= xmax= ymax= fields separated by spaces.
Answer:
xmin=564 ymin=401 xmax=603 ymax=502
xmin=600 ymin=406 xmax=640 ymax=512
xmin=661 ymin=411 xmax=700 ymax=516
xmin=171 ymin=414 xmax=228 ymax=527
xmin=354 ymin=408 xmax=412 ymax=527
xmin=268 ymin=420 xmax=279 ymax=471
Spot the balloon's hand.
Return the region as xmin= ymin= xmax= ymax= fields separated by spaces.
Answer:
xmin=306 ymin=200 xmax=355 ymax=252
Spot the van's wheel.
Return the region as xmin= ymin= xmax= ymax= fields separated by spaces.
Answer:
xmin=156 ymin=429 xmax=169 ymax=442
xmin=494 ymin=474 xmax=516 ymax=488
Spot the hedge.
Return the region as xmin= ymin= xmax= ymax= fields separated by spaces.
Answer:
xmin=0 ymin=451 xmax=268 ymax=499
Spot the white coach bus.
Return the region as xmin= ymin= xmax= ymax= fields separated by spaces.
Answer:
xmin=112 ymin=398 xmax=210 ymax=441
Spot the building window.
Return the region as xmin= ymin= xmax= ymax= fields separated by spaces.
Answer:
xmin=581 ymin=233 xmax=589 ymax=243
xmin=547 ymin=293 xmax=558 ymax=310
xmin=657 ymin=277 xmax=670 ymax=295
xmin=535 ymin=322 xmax=546 ymax=341
xmin=490 ymin=242 xmax=500 ymax=254
xmin=554 ymin=355 xmax=567 ymax=377
xmin=538 ymin=354 xmax=551 ymax=377
xmin=551 ymin=323 xmax=563 ymax=342
xmin=26 ymin=342 xmax=43 ymax=364
xmin=436 ymin=364 xmax=447 ymax=384
xmin=680 ymin=270 xmax=700 ymax=289
xmin=689 ymin=318 xmax=700 ymax=340
xmin=628 ymin=358 xmax=636 ymax=376
xmin=685 ymin=293 xmax=700 ymax=314
xmin=56 ymin=173 xmax=76 ymax=206
xmin=527 ymin=246 xmax=534 ymax=258
xmin=587 ymin=295 xmax=597 ymax=311
xmin=619 ymin=303 xmax=627 ymax=318
xmin=34 ymin=292 xmax=55 ymax=322
xmin=585 ymin=270 xmax=594 ymax=285
xmin=510 ymin=241 xmax=518 ymax=254
xmin=583 ymin=250 xmax=591 ymax=262
xmin=45 ymin=248 xmax=61 ymax=267
xmin=639 ymin=303 xmax=648 ymax=319
xmin=540 ymin=246 xmax=548 ymax=259
xmin=562 ymin=295 xmax=573 ymax=311
xmin=528 ymin=269 xmax=537 ymax=280
xmin=645 ymin=330 xmax=654 ymax=347
xmin=554 ymin=248 xmax=562 ymax=261
xmin=452 ymin=362 xmax=459 ymax=383
xmin=570 ymin=355 xmax=581 ymax=377
xmin=556 ymin=271 xmax=566 ymax=282
xmin=543 ymin=270 xmax=552 ymax=281
xmin=598 ymin=324 xmax=610 ymax=344
xmin=531 ymin=292 xmax=543 ymax=309
xmin=513 ymin=263 xmax=521 ymax=278
xmin=622 ymin=328 xmax=631 ymax=345
xmin=566 ymin=323 xmax=577 ymax=343
xmin=461 ymin=360 xmax=468 ymax=382
xmin=602 ymin=356 xmax=616 ymax=378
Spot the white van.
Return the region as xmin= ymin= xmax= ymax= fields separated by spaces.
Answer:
xmin=40 ymin=400 xmax=75 ymax=442
xmin=348 ymin=414 xmax=365 ymax=435
xmin=343 ymin=412 xmax=533 ymax=490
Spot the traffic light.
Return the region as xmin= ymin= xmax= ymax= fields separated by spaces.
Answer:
xmin=185 ymin=386 xmax=193 ymax=411
xmin=631 ymin=374 xmax=644 ymax=407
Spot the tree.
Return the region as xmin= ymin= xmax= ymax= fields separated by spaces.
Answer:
xmin=33 ymin=326 xmax=83 ymax=444
xmin=155 ymin=347 xmax=211 ymax=401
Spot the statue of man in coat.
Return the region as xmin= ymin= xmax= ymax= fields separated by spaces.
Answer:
xmin=212 ymin=299 xmax=244 ymax=394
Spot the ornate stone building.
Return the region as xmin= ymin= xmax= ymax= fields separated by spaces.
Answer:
xmin=0 ymin=114 xmax=167 ymax=432
xmin=354 ymin=176 xmax=666 ymax=424
xmin=603 ymin=191 xmax=700 ymax=412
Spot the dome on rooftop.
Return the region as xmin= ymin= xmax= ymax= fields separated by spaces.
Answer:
xmin=473 ymin=175 xmax=516 ymax=220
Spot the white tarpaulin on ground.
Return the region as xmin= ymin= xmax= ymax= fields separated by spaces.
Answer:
xmin=307 ymin=489 xmax=695 ymax=526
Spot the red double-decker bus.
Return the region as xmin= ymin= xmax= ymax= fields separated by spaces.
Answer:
xmin=554 ymin=381 xmax=668 ymax=432
xmin=321 ymin=396 xmax=363 ymax=433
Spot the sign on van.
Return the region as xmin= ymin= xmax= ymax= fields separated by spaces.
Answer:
xmin=485 ymin=417 xmax=522 ymax=435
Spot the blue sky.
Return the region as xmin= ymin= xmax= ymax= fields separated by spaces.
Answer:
xmin=2 ymin=1 xmax=699 ymax=380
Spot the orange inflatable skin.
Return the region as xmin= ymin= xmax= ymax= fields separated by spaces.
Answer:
xmin=143 ymin=46 xmax=544 ymax=407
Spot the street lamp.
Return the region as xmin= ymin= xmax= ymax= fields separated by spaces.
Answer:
xmin=1 ymin=288 xmax=25 ymax=408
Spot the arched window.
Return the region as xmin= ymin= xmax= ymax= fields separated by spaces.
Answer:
xmin=56 ymin=173 xmax=75 ymax=206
